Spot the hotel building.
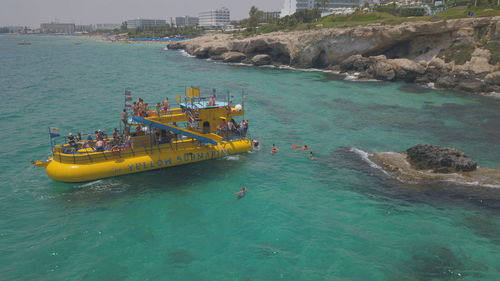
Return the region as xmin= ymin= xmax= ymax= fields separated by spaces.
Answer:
xmin=198 ymin=7 xmax=230 ymax=29
xmin=126 ymin=18 xmax=167 ymax=29
xmin=281 ymin=0 xmax=376 ymax=17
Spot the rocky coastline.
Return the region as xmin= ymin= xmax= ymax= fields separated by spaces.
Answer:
xmin=168 ymin=17 xmax=500 ymax=94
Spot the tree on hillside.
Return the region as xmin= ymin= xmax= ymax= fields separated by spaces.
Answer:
xmin=120 ymin=21 xmax=127 ymax=31
xmin=248 ymin=6 xmax=264 ymax=30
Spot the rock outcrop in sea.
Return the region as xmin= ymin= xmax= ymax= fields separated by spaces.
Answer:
xmin=366 ymin=144 xmax=500 ymax=187
xmin=406 ymin=144 xmax=477 ymax=173
xmin=168 ymin=17 xmax=500 ymax=94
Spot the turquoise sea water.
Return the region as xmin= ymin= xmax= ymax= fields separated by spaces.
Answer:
xmin=1 ymin=35 xmax=500 ymax=281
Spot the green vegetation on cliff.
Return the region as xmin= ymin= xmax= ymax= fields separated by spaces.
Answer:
xmin=438 ymin=43 xmax=476 ymax=64
xmin=126 ymin=25 xmax=202 ymax=39
xmin=235 ymin=3 xmax=500 ymax=36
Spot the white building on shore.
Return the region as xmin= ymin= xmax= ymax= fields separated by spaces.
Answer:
xmin=95 ymin=23 xmax=121 ymax=30
xmin=40 ymin=22 xmax=76 ymax=33
xmin=126 ymin=18 xmax=167 ymax=29
xmin=281 ymin=0 xmax=378 ymax=17
xmin=174 ymin=16 xmax=199 ymax=27
xmin=199 ymin=7 xmax=230 ymax=29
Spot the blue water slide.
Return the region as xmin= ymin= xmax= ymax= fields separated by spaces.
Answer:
xmin=131 ymin=115 xmax=218 ymax=145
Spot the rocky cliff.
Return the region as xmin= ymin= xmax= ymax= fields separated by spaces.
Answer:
xmin=168 ymin=17 xmax=500 ymax=93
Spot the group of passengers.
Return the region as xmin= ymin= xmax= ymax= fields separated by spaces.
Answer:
xmin=217 ymin=119 xmax=249 ymax=137
xmin=132 ymin=98 xmax=150 ymax=117
xmin=131 ymin=97 xmax=170 ymax=118
xmin=65 ymin=128 xmax=132 ymax=154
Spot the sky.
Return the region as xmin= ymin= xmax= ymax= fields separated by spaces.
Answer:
xmin=1 ymin=0 xmax=283 ymax=27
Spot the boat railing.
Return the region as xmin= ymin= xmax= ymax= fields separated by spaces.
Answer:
xmin=52 ymin=137 xmax=202 ymax=164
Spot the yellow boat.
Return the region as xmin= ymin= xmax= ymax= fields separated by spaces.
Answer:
xmin=33 ymin=88 xmax=254 ymax=182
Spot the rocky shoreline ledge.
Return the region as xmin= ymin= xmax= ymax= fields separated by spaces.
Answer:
xmin=368 ymin=144 xmax=500 ymax=187
xmin=168 ymin=17 xmax=500 ymax=94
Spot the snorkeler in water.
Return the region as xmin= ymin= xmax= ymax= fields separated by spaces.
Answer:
xmin=271 ymin=144 xmax=279 ymax=154
xmin=234 ymin=187 xmax=248 ymax=199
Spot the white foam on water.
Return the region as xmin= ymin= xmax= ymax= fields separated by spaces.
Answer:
xmin=425 ymin=82 xmax=436 ymax=89
xmin=81 ymin=180 xmax=103 ymax=188
xmin=481 ymin=91 xmax=500 ymax=99
xmin=224 ymin=155 xmax=240 ymax=161
xmin=344 ymin=72 xmax=360 ymax=81
xmin=179 ymin=50 xmax=195 ymax=58
xmin=443 ymin=179 xmax=500 ymax=189
xmin=226 ymin=62 xmax=253 ymax=67
xmin=348 ymin=147 xmax=390 ymax=177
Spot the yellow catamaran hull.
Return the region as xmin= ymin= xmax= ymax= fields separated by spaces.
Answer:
xmin=45 ymin=139 xmax=252 ymax=182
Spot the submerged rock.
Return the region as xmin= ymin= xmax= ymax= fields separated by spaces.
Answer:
xmin=406 ymin=144 xmax=477 ymax=173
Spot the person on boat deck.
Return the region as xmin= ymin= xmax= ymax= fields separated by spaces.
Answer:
xmin=155 ymin=130 xmax=162 ymax=144
xmin=67 ymin=133 xmax=77 ymax=147
xmin=95 ymin=139 xmax=105 ymax=152
xmin=155 ymin=102 xmax=161 ymax=116
xmin=74 ymin=133 xmax=84 ymax=147
xmin=135 ymin=125 xmax=145 ymax=136
xmin=208 ymin=95 xmax=216 ymax=106
xmin=243 ymin=120 xmax=249 ymax=136
xmin=112 ymin=128 xmax=119 ymax=140
xmin=121 ymin=109 xmax=128 ymax=125
xmin=227 ymin=120 xmax=235 ymax=131
xmin=234 ymin=187 xmax=248 ymax=199
xmin=96 ymin=129 xmax=105 ymax=140
xmin=132 ymin=102 xmax=138 ymax=115
xmin=162 ymin=97 xmax=169 ymax=113
xmin=123 ymin=134 xmax=132 ymax=149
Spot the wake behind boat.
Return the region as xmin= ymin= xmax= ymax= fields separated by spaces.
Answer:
xmin=33 ymin=88 xmax=255 ymax=182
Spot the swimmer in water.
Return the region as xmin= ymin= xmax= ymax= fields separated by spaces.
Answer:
xmin=309 ymin=151 xmax=314 ymax=160
xmin=302 ymin=145 xmax=309 ymax=151
xmin=252 ymin=139 xmax=260 ymax=149
xmin=234 ymin=187 xmax=248 ymax=199
xmin=271 ymin=144 xmax=279 ymax=154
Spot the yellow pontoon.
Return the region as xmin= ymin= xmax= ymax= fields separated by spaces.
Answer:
xmin=34 ymin=88 xmax=254 ymax=182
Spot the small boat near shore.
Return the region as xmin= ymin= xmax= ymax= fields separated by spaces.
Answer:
xmin=33 ymin=88 xmax=254 ymax=182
